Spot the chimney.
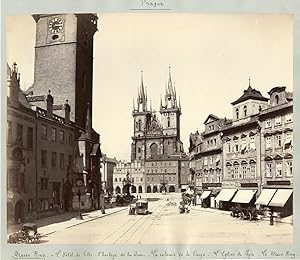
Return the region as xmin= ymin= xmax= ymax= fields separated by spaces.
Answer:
xmin=46 ymin=90 xmax=53 ymax=118
xmin=64 ymin=99 xmax=70 ymax=124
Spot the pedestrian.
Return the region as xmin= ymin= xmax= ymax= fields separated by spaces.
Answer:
xmin=110 ymin=197 xmax=113 ymax=208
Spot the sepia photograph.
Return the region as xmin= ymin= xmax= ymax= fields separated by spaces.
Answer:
xmin=5 ymin=12 xmax=293 ymax=246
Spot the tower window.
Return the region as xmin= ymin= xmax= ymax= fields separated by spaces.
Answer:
xmin=52 ymin=34 xmax=59 ymax=40
xmin=243 ymin=105 xmax=247 ymax=117
xmin=235 ymin=108 xmax=239 ymax=120
xmin=167 ymin=117 xmax=170 ymax=127
xmin=138 ymin=120 xmax=142 ymax=131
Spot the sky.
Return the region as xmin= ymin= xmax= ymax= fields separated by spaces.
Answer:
xmin=6 ymin=13 xmax=293 ymax=161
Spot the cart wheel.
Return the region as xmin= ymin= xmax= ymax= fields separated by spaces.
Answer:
xmin=240 ymin=212 xmax=245 ymax=220
xmin=249 ymin=212 xmax=252 ymax=221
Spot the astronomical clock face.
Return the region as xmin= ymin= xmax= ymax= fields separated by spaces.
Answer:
xmin=48 ymin=17 xmax=64 ymax=34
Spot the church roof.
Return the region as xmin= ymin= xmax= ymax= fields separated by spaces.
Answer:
xmin=231 ymin=86 xmax=268 ymax=105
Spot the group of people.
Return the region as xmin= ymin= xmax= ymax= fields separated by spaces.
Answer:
xmin=179 ymin=191 xmax=194 ymax=214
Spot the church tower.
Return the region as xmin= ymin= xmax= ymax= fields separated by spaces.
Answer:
xmin=160 ymin=67 xmax=181 ymax=137
xmin=31 ymin=13 xmax=98 ymax=129
xmin=131 ymin=71 xmax=151 ymax=162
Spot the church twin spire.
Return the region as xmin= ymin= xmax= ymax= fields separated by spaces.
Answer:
xmin=133 ymin=66 xmax=181 ymax=114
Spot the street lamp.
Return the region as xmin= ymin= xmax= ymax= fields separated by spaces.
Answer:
xmin=74 ymin=179 xmax=85 ymax=220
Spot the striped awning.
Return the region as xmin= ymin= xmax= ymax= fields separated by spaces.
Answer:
xmin=200 ymin=190 xmax=211 ymax=199
xmin=268 ymin=189 xmax=293 ymax=207
xmin=255 ymin=189 xmax=277 ymax=206
xmin=215 ymin=189 xmax=237 ymax=202
xmin=231 ymin=189 xmax=257 ymax=204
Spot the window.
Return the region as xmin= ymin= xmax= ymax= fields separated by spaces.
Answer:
xmin=69 ymin=133 xmax=73 ymax=144
xmin=41 ymin=150 xmax=47 ymax=168
xmin=266 ymin=136 xmax=272 ymax=150
xmin=284 ymin=132 xmax=293 ymax=149
xmin=209 ymin=157 xmax=213 ymax=164
xmin=28 ymin=199 xmax=33 ymax=212
xmin=275 ymin=134 xmax=282 ymax=148
xmin=167 ymin=117 xmax=170 ymax=127
xmin=242 ymin=166 xmax=247 ymax=179
xmin=285 ymin=113 xmax=293 ymax=123
xmin=51 ymin=128 xmax=57 ymax=141
xmin=265 ymin=119 xmax=271 ymax=128
xmin=236 ymin=108 xmax=239 ymax=120
xmin=275 ymin=162 xmax=282 ymax=177
xmin=138 ymin=147 xmax=141 ymax=153
xmin=266 ymin=163 xmax=272 ymax=177
xmin=207 ymin=140 xmax=209 ymax=148
xmin=227 ymin=142 xmax=231 ymax=153
xmin=119 ymin=178 xmax=122 ymax=182
xmin=59 ymin=130 xmax=64 ymax=144
xmin=275 ymin=116 xmax=282 ymax=126
xmin=41 ymin=178 xmax=48 ymax=190
xmin=249 ymin=136 xmax=255 ymax=150
xmin=138 ymin=120 xmax=142 ymax=131
xmin=115 ymin=178 xmax=117 ymax=182
xmin=204 ymin=157 xmax=208 ymax=166
xmin=234 ymin=167 xmax=239 ymax=179
xmin=16 ymin=123 xmax=23 ymax=146
xmin=41 ymin=124 xmax=47 ymax=139
xmin=241 ymin=138 xmax=247 ymax=154
xmin=7 ymin=121 xmax=12 ymax=144
xmin=68 ymin=155 xmax=73 ymax=168
xmin=52 ymin=152 xmax=57 ymax=168
xmin=60 ymin=153 xmax=64 ymax=169
xmin=27 ymin=127 xmax=33 ymax=149
xmin=275 ymin=95 xmax=279 ymax=104
xmin=243 ymin=105 xmax=247 ymax=117
xmin=250 ymin=164 xmax=256 ymax=178
xmin=151 ymin=176 xmax=154 ymax=181
xmin=140 ymin=178 xmax=143 ymax=182
xmin=231 ymin=169 xmax=234 ymax=179
xmin=147 ymin=176 xmax=149 ymax=181
xmin=285 ymin=161 xmax=293 ymax=177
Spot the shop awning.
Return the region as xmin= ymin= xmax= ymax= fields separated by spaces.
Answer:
xmin=200 ymin=190 xmax=211 ymax=199
xmin=231 ymin=189 xmax=257 ymax=204
xmin=215 ymin=189 xmax=237 ymax=202
xmin=255 ymin=189 xmax=277 ymax=206
xmin=268 ymin=189 xmax=293 ymax=207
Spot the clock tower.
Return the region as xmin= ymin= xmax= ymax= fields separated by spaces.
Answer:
xmin=31 ymin=13 xmax=98 ymax=129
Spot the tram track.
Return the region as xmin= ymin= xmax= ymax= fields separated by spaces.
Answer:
xmin=100 ymin=198 xmax=166 ymax=244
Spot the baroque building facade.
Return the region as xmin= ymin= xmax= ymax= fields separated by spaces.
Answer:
xmin=189 ymin=82 xmax=293 ymax=214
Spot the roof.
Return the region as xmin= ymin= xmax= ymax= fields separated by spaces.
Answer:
xmin=268 ymin=86 xmax=286 ymax=95
xmin=146 ymin=153 xmax=189 ymax=161
xmin=27 ymin=95 xmax=46 ymax=102
xmin=231 ymin=86 xmax=268 ymax=105
xmin=203 ymin=114 xmax=220 ymax=124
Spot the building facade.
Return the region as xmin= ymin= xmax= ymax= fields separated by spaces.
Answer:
xmin=259 ymin=87 xmax=293 ymax=214
xmin=189 ymin=115 xmax=227 ymax=207
xmin=113 ymin=161 xmax=145 ymax=194
xmin=189 ymin=83 xmax=293 ymax=214
xmin=26 ymin=13 xmax=102 ymax=211
xmin=101 ymin=154 xmax=118 ymax=195
xmin=144 ymin=154 xmax=189 ymax=193
xmin=7 ymin=64 xmax=37 ymax=223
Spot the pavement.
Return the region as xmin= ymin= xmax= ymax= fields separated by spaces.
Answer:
xmin=7 ymin=205 xmax=128 ymax=237
xmin=191 ymin=205 xmax=293 ymax=225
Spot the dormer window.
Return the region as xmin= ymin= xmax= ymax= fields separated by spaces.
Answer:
xmin=243 ymin=105 xmax=247 ymax=117
xmin=275 ymin=95 xmax=279 ymax=105
xmin=235 ymin=108 xmax=239 ymax=120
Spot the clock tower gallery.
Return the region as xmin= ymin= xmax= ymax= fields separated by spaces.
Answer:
xmin=31 ymin=14 xmax=98 ymax=129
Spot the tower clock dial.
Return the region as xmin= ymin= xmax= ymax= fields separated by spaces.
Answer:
xmin=48 ymin=17 xmax=64 ymax=34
